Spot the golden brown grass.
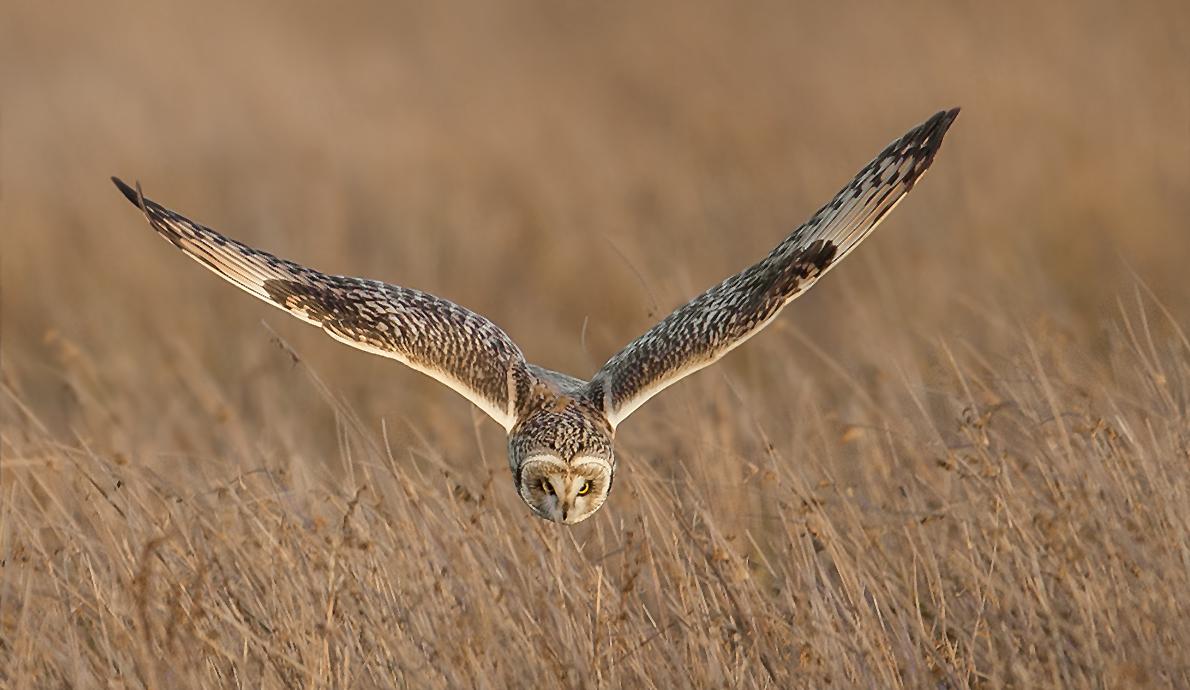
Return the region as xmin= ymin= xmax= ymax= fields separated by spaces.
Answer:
xmin=6 ymin=306 xmax=1190 ymax=688
xmin=3 ymin=1 xmax=1188 ymax=687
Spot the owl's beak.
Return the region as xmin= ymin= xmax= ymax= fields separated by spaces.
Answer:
xmin=559 ymin=501 xmax=571 ymax=523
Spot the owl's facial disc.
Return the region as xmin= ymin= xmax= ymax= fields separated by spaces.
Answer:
xmin=519 ymin=455 xmax=610 ymax=525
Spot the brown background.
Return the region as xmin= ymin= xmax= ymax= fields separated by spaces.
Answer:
xmin=2 ymin=0 xmax=1188 ymax=548
xmin=4 ymin=1 xmax=1186 ymax=457
xmin=3 ymin=1 xmax=1190 ymax=686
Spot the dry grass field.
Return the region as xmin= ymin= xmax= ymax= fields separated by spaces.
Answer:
xmin=3 ymin=1 xmax=1189 ymax=687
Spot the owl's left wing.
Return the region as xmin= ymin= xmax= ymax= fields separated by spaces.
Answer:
xmin=112 ymin=178 xmax=529 ymax=431
xmin=585 ymin=108 xmax=959 ymax=429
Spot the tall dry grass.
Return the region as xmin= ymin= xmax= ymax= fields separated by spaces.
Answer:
xmin=3 ymin=0 xmax=1189 ymax=687
xmin=5 ymin=292 xmax=1190 ymax=688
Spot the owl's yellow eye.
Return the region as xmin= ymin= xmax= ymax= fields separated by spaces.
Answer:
xmin=541 ymin=480 xmax=555 ymax=495
xmin=577 ymin=480 xmax=591 ymax=495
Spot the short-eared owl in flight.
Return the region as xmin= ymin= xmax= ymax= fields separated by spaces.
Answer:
xmin=114 ymin=108 xmax=958 ymax=524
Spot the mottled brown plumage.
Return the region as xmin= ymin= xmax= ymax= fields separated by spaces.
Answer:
xmin=114 ymin=108 xmax=958 ymax=524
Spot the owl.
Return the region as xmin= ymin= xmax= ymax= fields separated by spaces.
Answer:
xmin=113 ymin=108 xmax=958 ymax=524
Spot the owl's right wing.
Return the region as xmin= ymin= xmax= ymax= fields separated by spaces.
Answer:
xmin=585 ymin=109 xmax=959 ymax=429
xmin=112 ymin=178 xmax=529 ymax=431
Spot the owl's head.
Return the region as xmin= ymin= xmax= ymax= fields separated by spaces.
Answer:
xmin=509 ymin=400 xmax=615 ymax=525
xmin=517 ymin=454 xmax=612 ymax=524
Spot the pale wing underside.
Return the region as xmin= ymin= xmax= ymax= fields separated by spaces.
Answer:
xmin=112 ymin=178 xmax=526 ymax=431
xmin=587 ymin=108 xmax=959 ymax=428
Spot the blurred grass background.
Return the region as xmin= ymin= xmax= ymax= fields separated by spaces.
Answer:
xmin=2 ymin=0 xmax=1189 ymax=687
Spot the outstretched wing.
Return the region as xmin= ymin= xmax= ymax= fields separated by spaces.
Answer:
xmin=112 ymin=178 xmax=526 ymax=431
xmin=585 ymin=108 xmax=959 ymax=428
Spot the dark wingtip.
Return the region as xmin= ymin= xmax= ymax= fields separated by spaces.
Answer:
xmin=896 ymin=107 xmax=960 ymax=188
xmin=111 ymin=176 xmax=139 ymax=205
xmin=924 ymin=107 xmax=960 ymax=146
xmin=937 ymin=107 xmax=960 ymax=137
